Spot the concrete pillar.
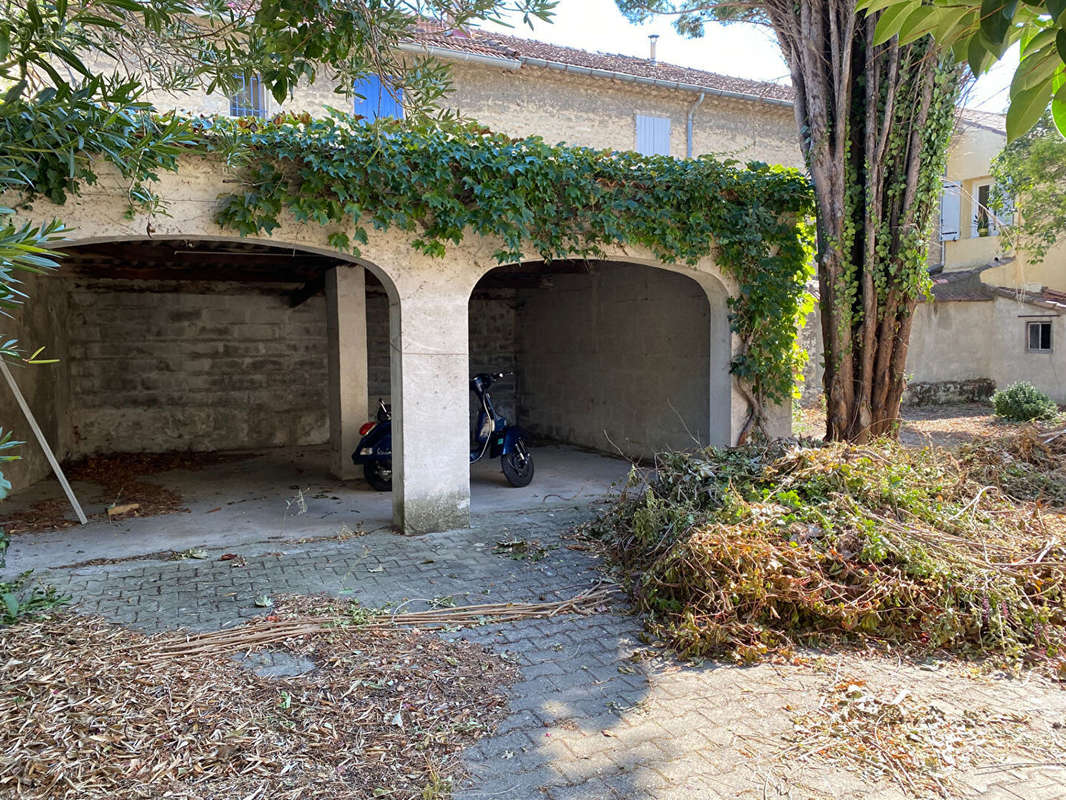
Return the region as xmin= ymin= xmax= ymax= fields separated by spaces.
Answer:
xmin=326 ymin=265 xmax=368 ymax=480
xmin=390 ymin=282 xmax=471 ymax=534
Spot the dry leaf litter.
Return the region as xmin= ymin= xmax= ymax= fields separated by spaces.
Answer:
xmin=0 ymin=594 xmax=518 ymax=799
xmin=2 ymin=451 xmax=252 ymax=533
xmin=785 ymin=672 xmax=1065 ymax=798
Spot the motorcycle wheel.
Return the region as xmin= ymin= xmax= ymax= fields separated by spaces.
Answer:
xmin=364 ymin=460 xmax=393 ymax=492
xmin=501 ymin=441 xmax=534 ymax=487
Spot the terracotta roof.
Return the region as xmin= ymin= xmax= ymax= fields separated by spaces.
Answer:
xmin=959 ymin=108 xmax=1007 ymax=135
xmin=411 ymin=20 xmax=793 ymax=103
xmin=991 ymin=285 xmax=1066 ymax=312
xmin=411 ymin=20 xmax=1007 ymax=126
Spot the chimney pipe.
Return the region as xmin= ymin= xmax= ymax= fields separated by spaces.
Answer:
xmin=648 ymin=34 xmax=659 ymax=64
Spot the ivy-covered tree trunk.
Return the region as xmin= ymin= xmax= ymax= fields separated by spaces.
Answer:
xmin=767 ymin=5 xmax=962 ymax=441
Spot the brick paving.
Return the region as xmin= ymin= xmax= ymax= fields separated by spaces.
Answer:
xmin=29 ymin=507 xmax=1066 ymax=800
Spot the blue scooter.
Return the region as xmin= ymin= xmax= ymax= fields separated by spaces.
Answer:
xmin=351 ymin=371 xmax=534 ymax=492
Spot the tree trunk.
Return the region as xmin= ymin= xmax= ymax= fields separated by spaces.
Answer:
xmin=768 ymin=2 xmax=962 ymax=442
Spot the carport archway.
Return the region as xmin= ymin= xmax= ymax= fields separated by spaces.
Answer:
xmin=468 ymin=259 xmax=730 ymax=468
xmin=20 ymin=237 xmax=393 ymax=488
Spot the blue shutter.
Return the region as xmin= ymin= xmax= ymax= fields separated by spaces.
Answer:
xmin=230 ymin=74 xmax=266 ymax=118
xmin=635 ymin=115 xmax=671 ymax=156
xmin=353 ymin=74 xmax=403 ymax=121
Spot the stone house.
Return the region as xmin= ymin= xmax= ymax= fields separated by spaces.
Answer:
xmin=4 ymin=25 xmax=806 ymax=534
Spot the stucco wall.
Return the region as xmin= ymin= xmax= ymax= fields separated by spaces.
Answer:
xmin=66 ymin=278 xmax=330 ymax=455
xmin=907 ymin=300 xmax=994 ymax=383
xmin=515 ymin=263 xmax=711 ymax=459
xmin=906 ymin=296 xmax=1066 ymax=404
xmin=0 ymin=273 xmax=71 ymax=492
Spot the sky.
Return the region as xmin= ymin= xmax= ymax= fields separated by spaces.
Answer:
xmin=481 ymin=0 xmax=1018 ymax=113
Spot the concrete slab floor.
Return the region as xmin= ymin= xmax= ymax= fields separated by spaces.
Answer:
xmin=1 ymin=444 xmax=634 ymax=574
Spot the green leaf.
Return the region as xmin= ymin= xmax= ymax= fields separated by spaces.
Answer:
xmin=1058 ymin=29 xmax=1066 ymax=63
xmin=874 ymin=2 xmax=920 ymax=46
xmin=979 ymin=0 xmax=1016 ymax=49
xmin=2 ymin=592 xmax=18 ymax=620
xmin=271 ymin=76 xmax=288 ymax=105
xmin=1007 ymin=82 xmax=1054 ymax=140
xmin=860 ymin=0 xmax=914 ymax=13
xmin=969 ymin=34 xmax=994 ymax=74
xmin=1053 ymin=83 xmax=1066 ymax=137
xmin=898 ymin=6 xmax=942 ymax=45
xmin=1011 ymin=43 xmax=1062 ymax=92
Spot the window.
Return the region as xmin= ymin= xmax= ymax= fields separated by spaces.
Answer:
xmin=635 ymin=114 xmax=671 ymax=156
xmin=353 ymin=74 xmax=404 ymax=120
xmin=1027 ymin=321 xmax=1053 ymax=353
xmin=974 ymin=183 xmax=993 ymax=237
xmin=230 ymin=74 xmax=266 ymax=118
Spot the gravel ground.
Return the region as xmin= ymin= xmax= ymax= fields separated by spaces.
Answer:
xmin=794 ymin=401 xmax=1058 ymax=447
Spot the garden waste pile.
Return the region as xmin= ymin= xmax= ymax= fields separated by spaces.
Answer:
xmin=588 ymin=427 xmax=1066 ymax=671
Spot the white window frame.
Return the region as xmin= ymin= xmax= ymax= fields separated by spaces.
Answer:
xmin=972 ymin=182 xmax=998 ymax=238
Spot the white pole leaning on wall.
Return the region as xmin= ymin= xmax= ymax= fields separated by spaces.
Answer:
xmin=0 ymin=360 xmax=87 ymax=525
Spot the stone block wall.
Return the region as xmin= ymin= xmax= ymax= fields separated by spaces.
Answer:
xmin=67 ymin=279 xmax=330 ymax=455
xmin=514 ymin=264 xmax=712 ymax=459
xmin=0 ymin=273 xmax=71 ymax=491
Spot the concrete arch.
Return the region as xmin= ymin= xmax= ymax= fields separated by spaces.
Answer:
xmin=47 ymin=231 xmax=402 ymax=309
xmin=469 ymin=256 xmax=736 ymax=454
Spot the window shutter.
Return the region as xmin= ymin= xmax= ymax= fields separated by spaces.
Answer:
xmin=939 ymin=181 xmax=961 ymax=241
xmin=353 ymin=74 xmax=403 ymax=121
xmin=635 ymin=115 xmax=671 ymax=156
xmin=230 ymin=74 xmax=265 ymax=118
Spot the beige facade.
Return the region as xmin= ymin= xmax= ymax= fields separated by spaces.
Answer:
xmin=139 ymin=55 xmax=802 ymax=168
xmin=936 ymin=121 xmax=1066 ymax=292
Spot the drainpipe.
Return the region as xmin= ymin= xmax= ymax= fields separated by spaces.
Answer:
xmin=686 ymin=91 xmax=705 ymax=159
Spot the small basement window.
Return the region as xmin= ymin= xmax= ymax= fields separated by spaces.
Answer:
xmin=1027 ymin=320 xmax=1053 ymax=353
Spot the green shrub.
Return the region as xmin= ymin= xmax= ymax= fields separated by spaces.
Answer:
xmin=992 ymin=381 xmax=1059 ymax=422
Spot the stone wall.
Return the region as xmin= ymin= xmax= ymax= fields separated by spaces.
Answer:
xmin=0 ymin=273 xmax=71 ymax=492
xmin=901 ymin=378 xmax=995 ymax=407
xmin=137 ymin=55 xmax=803 ymax=170
xmin=66 ymin=278 xmax=330 ymax=455
xmin=514 ymin=264 xmax=712 ymax=459
xmin=798 ymin=305 xmax=824 ymax=408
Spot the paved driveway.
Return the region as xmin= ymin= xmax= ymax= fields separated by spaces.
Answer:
xmin=13 ymin=506 xmax=1066 ymax=800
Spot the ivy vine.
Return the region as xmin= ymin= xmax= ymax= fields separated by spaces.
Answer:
xmin=203 ymin=114 xmax=814 ymax=409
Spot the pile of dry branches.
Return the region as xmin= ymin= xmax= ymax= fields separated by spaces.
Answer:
xmin=0 ymin=595 xmax=517 ymax=799
xmin=589 ymin=432 xmax=1066 ymax=670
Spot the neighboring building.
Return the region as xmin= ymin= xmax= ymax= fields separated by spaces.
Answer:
xmin=906 ymin=112 xmax=1066 ymax=405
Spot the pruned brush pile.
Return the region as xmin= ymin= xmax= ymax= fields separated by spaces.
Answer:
xmin=587 ymin=432 xmax=1066 ymax=670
